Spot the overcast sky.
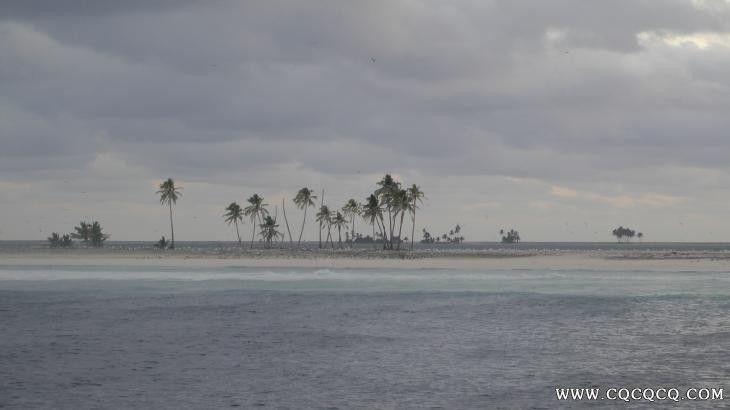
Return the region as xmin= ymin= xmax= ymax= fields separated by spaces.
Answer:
xmin=2 ymin=0 xmax=730 ymax=242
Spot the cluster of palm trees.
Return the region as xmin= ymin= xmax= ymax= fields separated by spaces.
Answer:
xmin=419 ymin=224 xmax=465 ymax=244
xmin=47 ymin=220 xmax=109 ymax=248
xmin=362 ymin=175 xmax=425 ymax=250
xmin=157 ymin=175 xmax=425 ymax=251
xmin=500 ymin=228 xmax=521 ymax=243
xmin=221 ymin=194 xmax=279 ymax=248
xmin=612 ymin=226 xmax=643 ymax=243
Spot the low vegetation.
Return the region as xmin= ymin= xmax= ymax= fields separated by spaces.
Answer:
xmin=500 ymin=229 xmax=521 ymax=243
xmin=612 ymin=226 xmax=643 ymax=243
xmin=47 ymin=232 xmax=73 ymax=248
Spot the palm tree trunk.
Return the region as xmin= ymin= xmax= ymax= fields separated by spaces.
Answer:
xmin=282 ymin=198 xmax=293 ymax=249
xmin=383 ymin=209 xmax=393 ymax=249
xmin=235 ymin=220 xmax=241 ymax=245
xmin=298 ymin=206 xmax=308 ymax=248
xmin=410 ymin=200 xmax=416 ymax=250
xmin=378 ymin=215 xmax=388 ymax=250
xmin=168 ymin=202 xmax=175 ymax=249
xmin=250 ymin=219 xmax=256 ymax=249
xmin=397 ymin=211 xmax=405 ymax=250
xmin=372 ymin=223 xmax=376 ymax=250
xmin=338 ymin=226 xmax=342 ymax=249
xmin=326 ymin=224 xmax=334 ymax=249
xmin=318 ymin=190 xmax=325 ymax=249
xmin=351 ymin=217 xmax=356 ymax=249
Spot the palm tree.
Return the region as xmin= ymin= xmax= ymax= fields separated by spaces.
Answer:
xmin=375 ymin=174 xmax=400 ymax=249
xmin=89 ymin=221 xmax=109 ymax=247
xmin=392 ymin=189 xmax=410 ymax=250
xmin=244 ymin=194 xmax=269 ymax=249
xmin=332 ymin=211 xmax=347 ymax=249
xmin=362 ymin=194 xmax=386 ymax=249
xmin=406 ymin=184 xmax=425 ymax=250
xmin=157 ymin=178 xmax=182 ymax=249
xmin=72 ymin=221 xmax=92 ymax=245
xmin=342 ymin=199 xmax=360 ymax=247
xmin=638 ymin=232 xmax=644 ymax=243
xmin=293 ymin=187 xmax=317 ymax=248
xmin=259 ymin=215 xmax=283 ymax=248
xmin=223 ymin=202 xmax=244 ymax=246
xmin=316 ymin=205 xmax=333 ymax=249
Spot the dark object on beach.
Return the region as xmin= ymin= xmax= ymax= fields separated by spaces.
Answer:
xmin=47 ymin=232 xmax=73 ymax=248
xmin=500 ymin=229 xmax=521 ymax=243
xmin=154 ymin=236 xmax=168 ymax=249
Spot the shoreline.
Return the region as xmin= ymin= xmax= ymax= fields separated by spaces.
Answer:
xmin=3 ymin=246 xmax=730 ymax=272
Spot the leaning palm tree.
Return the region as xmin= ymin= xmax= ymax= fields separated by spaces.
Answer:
xmin=293 ymin=187 xmax=317 ymax=248
xmin=157 ymin=178 xmax=182 ymax=249
xmin=332 ymin=211 xmax=347 ymax=249
xmin=406 ymin=184 xmax=425 ymax=250
xmin=315 ymin=205 xmax=333 ymax=249
xmin=342 ymin=199 xmax=360 ymax=247
xmin=223 ymin=202 xmax=244 ymax=246
xmin=244 ymin=194 xmax=269 ymax=249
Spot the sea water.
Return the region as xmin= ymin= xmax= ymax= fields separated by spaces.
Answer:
xmin=2 ymin=258 xmax=730 ymax=408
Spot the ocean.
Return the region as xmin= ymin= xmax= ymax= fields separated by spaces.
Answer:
xmin=2 ymin=242 xmax=730 ymax=408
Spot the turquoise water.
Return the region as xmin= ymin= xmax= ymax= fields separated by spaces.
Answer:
xmin=1 ymin=263 xmax=730 ymax=296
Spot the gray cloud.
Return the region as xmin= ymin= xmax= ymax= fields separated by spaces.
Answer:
xmin=2 ymin=0 xmax=730 ymax=241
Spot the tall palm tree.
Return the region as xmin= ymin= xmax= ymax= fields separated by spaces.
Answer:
xmin=223 ymin=202 xmax=244 ymax=246
xmin=406 ymin=184 xmax=425 ymax=250
xmin=375 ymin=174 xmax=400 ymax=249
xmin=244 ymin=194 xmax=269 ymax=249
xmin=259 ymin=215 xmax=283 ymax=248
xmin=316 ymin=205 xmax=333 ymax=249
xmin=362 ymin=194 xmax=386 ymax=249
xmin=342 ymin=199 xmax=360 ymax=247
xmin=393 ymin=189 xmax=410 ymax=250
xmin=157 ymin=178 xmax=182 ymax=249
xmin=332 ymin=211 xmax=347 ymax=249
xmin=293 ymin=187 xmax=317 ymax=248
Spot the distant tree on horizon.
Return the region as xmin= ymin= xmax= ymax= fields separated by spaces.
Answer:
xmin=293 ymin=187 xmax=317 ymax=248
xmin=501 ymin=228 xmax=520 ymax=243
xmin=342 ymin=199 xmax=360 ymax=248
xmin=316 ymin=205 xmax=334 ymax=249
xmin=157 ymin=178 xmax=182 ymax=249
xmin=72 ymin=220 xmax=109 ymax=247
xmin=612 ymin=226 xmax=636 ymax=243
xmin=407 ymin=184 xmax=425 ymax=250
xmin=332 ymin=211 xmax=347 ymax=249
xmin=223 ymin=202 xmax=244 ymax=246
xmin=244 ymin=194 xmax=269 ymax=249
xmin=362 ymin=194 xmax=385 ymax=249
xmin=48 ymin=232 xmax=73 ymax=248
xmin=259 ymin=215 xmax=282 ymax=248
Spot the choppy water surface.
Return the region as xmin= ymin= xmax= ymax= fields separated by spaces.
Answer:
xmin=3 ymin=262 xmax=730 ymax=409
